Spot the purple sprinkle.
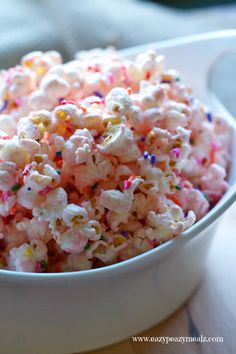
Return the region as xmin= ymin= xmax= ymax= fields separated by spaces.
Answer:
xmin=121 ymin=230 xmax=128 ymax=237
xmin=140 ymin=136 xmax=146 ymax=143
xmin=58 ymin=97 xmax=65 ymax=103
xmin=143 ymin=151 xmax=149 ymax=159
xmin=160 ymin=80 xmax=171 ymax=84
xmin=206 ymin=112 xmax=213 ymax=122
xmin=0 ymin=100 xmax=8 ymax=113
xmin=150 ymin=154 xmax=156 ymax=166
xmin=93 ymin=91 xmax=104 ymax=99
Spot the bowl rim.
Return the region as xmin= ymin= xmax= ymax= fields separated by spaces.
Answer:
xmin=0 ymin=30 xmax=236 ymax=282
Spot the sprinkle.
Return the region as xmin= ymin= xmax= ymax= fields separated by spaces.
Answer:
xmin=84 ymin=243 xmax=91 ymax=250
xmin=56 ymin=169 xmax=61 ymax=175
xmin=100 ymin=235 xmax=107 ymax=241
xmin=145 ymin=71 xmax=151 ymax=80
xmin=124 ymin=180 xmax=131 ymax=190
xmin=107 ymin=73 xmax=114 ymax=84
xmin=150 ymin=154 xmax=156 ymax=166
xmin=175 ymin=185 xmax=181 ymax=190
xmin=143 ymin=151 xmax=149 ymax=159
xmin=23 ymin=163 xmax=33 ymax=176
xmin=175 ymin=77 xmax=180 ymax=82
xmin=196 ymin=158 xmax=203 ymax=165
xmin=9 ymin=204 xmax=17 ymax=216
xmin=24 ymin=247 xmax=32 ymax=257
xmin=190 ymin=137 xmax=194 ymax=145
xmin=38 ymin=186 xmax=52 ymax=196
xmin=206 ymin=112 xmax=213 ymax=122
xmin=0 ymin=135 xmax=10 ymax=140
xmin=60 ymin=99 xmax=76 ymax=105
xmin=0 ymin=100 xmax=8 ymax=113
xmin=161 ymin=79 xmax=171 ymax=84
xmin=3 ymin=191 xmax=10 ymax=203
xmin=209 ymin=143 xmax=218 ymax=164
xmin=35 ymin=262 xmax=41 ymax=272
xmin=91 ymin=182 xmax=98 ymax=191
xmin=120 ymin=230 xmax=129 ymax=238
xmin=149 ymin=239 xmax=157 ymax=247
xmin=41 ymin=260 xmax=47 ymax=269
xmin=140 ymin=136 xmax=146 ymax=143
xmin=93 ymin=91 xmax=103 ymax=99
xmin=11 ymin=183 xmax=21 ymax=192
xmin=170 ymin=195 xmax=182 ymax=207
xmin=128 ymin=175 xmax=135 ymax=183
xmin=15 ymin=98 xmax=22 ymax=107
xmin=127 ymin=87 xmax=132 ymax=95
xmin=172 ymin=148 xmax=180 ymax=158
xmin=80 ymin=104 xmax=87 ymax=113
xmin=55 ymin=151 xmax=62 ymax=157
xmin=121 ymin=65 xmax=130 ymax=85
xmin=203 ymin=192 xmax=209 ymax=201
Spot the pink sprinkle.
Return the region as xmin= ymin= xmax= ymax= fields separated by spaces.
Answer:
xmin=149 ymin=239 xmax=157 ymax=247
xmin=15 ymin=98 xmax=22 ymax=107
xmin=121 ymin=66 xmax=130 ymax=86
xmin=3 ymin=191 xmax=10 ymax=203
xmin=23 ymin=163 xmax=33 ymax=176
xmin=107 ymin=73 xmax=114 ymax=84
xmin=211 ymin=142 xmax=218 ymax=151
xmin=0 ymin=135 xmax=10 ymax=140
xmin=38 ymin=186 xmax=52 ymax=196
xmin=60 ymin=99 xmax=76 ymax=105
xmin=196 ymin=158 xmax=203 ymax=165
xmin=124 ymin=180 xmax=130 ymax=190
xmin=35 ymin=262 xmax=41 ymax=272
xmin=172 ymin=148 xmax=180 ymax=158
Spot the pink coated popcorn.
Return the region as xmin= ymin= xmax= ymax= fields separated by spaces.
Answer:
xmin=0 ymin=47 xmax=231 ymax=272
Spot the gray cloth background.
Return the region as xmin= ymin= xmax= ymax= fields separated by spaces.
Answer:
xmin=0 ymin=0 xmax=236 ymax=114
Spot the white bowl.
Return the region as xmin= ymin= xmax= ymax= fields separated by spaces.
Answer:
xmin=0 ymin=30 xmax=236 ymax=354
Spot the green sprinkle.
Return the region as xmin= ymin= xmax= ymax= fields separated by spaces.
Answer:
xmin=11 ymin=183 xmax=21 ymax=192
xmin=100 ymin=235 xmax=107 ymax=241
xmin=41 ymin=260 xmax=47 ymax=269
xmin=175 ymin=185 xmax=181 ymax=191
xmin=91 ymin=183 xmax=98 ymax=191
xmin=203 ymin=192 xmax=209 ymax=201
xmin=56 ymin=169 xmax=61 ymax=175
xmin=55 ymin=151 xmax=62 ymax=157
xmin=175 ymin=77 xmax=180 ymax=82
xmin=84 ymin=243 xmax=91 ymax=250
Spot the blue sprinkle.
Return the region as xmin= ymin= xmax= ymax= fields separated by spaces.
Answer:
xmin=143 ymin=151 xmax=149 ymax=159
xmin=150 ymin=154 xmax=156 ymax=166
xmin=0 ymin=100 xmax=8 ymax=113
xmin=140 ymin=136 xmax=146 ymax=143
xmin=206 ymin=112 xmax=213 ymax=122
xmin=93 ymin=91 xmax=103 ymax=98
xmin=121 ymin=230 xmax=129 ymax=237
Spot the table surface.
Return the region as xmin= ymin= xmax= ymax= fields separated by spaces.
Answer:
xmin=85 ymin=202 xmax=236 ymax=354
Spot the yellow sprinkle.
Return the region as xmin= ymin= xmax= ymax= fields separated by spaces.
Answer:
xmin=24 ymin=60 xmax=33 ymax=68
xmin=36 ymin=66 xmax=46 ymax=76
xmin=114 ymin=235 xmax=126 ymax=247
xmin=24 ymin=247 xmax=32 ymax=257
xmin=57 ymin=110 xmax=68 ymax=120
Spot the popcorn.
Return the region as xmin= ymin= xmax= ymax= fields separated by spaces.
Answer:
xmin=0 ymin=48 xmax=230 ymax=272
